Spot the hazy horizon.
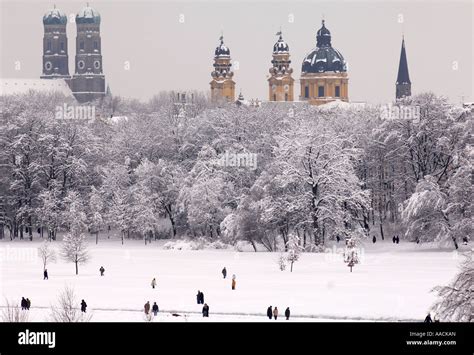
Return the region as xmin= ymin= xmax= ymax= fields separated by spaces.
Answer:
xmin=1 ymin=0 xmax=472 ymax=104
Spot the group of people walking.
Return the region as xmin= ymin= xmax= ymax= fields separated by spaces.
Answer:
xmin=144 ymin=301 xmax=160 ymax=316
xmin=392 ymin=236 xmax=400 ymax=244
xmin=267 ymin=306 xmax=290 ymax=320
xmin=20 ymin=297 xmax=31 ymax=310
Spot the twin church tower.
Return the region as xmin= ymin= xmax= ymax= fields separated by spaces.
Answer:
xmin=41 ymin=5 xmax=105 ymax=103
xmin=211 ymin=20 xmax=349 ymax=105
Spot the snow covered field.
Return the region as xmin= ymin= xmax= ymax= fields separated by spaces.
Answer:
xmin=0 ymin=238 xmax=466 ymax=322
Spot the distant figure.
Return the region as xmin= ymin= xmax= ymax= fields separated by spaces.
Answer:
xmin=222 ymin=267 xmax=227 ymax=279
xmin=372 ymin=236 xmax=376 ymax=243
xmin=285 ymin=307 xmax=290 ymax=320
xmin=424 ymin=313 xmax=432 ymax=323
xmin=336 ymin=235 xmax=340 ymax=243
xmin=392 ymin=236 xmax=396 ymax=244
xmin=151 ymin=278 xmax=157 ymax=289
xmin=196 ymin=291 xmax=204 ymax=304
xmin=231 ymin=275 xmax=236 ymax=290
xmin=21 ymin=297 xmax=27 ymax=310
xmin=202 ymin=303 xmax=209 ymax=317
xmin=26 ymin=298 xmax=31 ymax=310
xmin=43 ymin=269 xmax=48 ymax=280
xmin=273 ymin=307 xmax=278 ymax=320
xmin=99 ymin=266 xmax=105 ymax=276
xmin=81 ymin=299 xmax=87 ymax=313
xmin=396 ymin=236 xmax=400 ymax=244
xmin=144 ymin=301 xmax=150 ymax=315
xmin=267 ymin=306 xmax=273 ymax=320
xmin=152 ymin=302 xmax=159 ymax=316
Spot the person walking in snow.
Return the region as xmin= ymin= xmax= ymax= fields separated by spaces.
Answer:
xmin=424 ymin=313 xmax=432 ymax=323
xmin=273 ymin=307 xmax=278 ymax=320
xmin=396 ymin=236 xmax=400 ymax=244
xmin=26 ymin=298 xmax=31 ymax=310
xmin=372 ymin=235 xmax=376 ymax=243
xmin=222 ymin=267 xmax=227 ymax=279
xmin=151 ymin=278 xmax=157 ymax=289
xmin=152 ymin=302 xmax=159 ymax=316
xmin=196 ymin=291 xmax=201 ymax=304
xmin=43 ymin=269 xmax=48 ymax=280
xmin=267 ymin=306 xmax=273 ymax=320
xmin=81 ymin=299 xmax=87 ymax=313
xmin=21 ymin=297 xmax=27 ymax=310
xmin=392 ymin=236 xmax=396 ymax=244
xmin=231 ymin=275 xmax=236 ymax=290
xmin=144 ymin=301 xmax=150 ymax=315
xmin=99 ymin=266 xmax=105 ymax=276
xmin=285 ymin=307 xmax=290 ymax=320
xmin=202 ymin=303 xmax=209 ymax=317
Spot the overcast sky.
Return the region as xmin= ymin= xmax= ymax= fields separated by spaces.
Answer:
xmin=1 ymin=0 xmax=472 ymax=104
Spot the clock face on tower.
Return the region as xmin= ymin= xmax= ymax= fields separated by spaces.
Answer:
xmin=78 ymin=60 xmax=85 ymax=70
xmin=44 ymin=61 xmax=52 ymax=71
xmin=94 ymin=60 xmax=101 ymax=70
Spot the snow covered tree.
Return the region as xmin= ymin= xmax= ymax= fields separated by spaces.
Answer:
xmin=277 ymin=253 xmax=287 ymax=271
xmin=1 ymin=298 xmax=29 ymax=322
xmin=286 ymin=234 xmax=302 ymax=272
xmin=62 ymin=190 xmax=88 ymax=236
xmin=431 ymin=253 xmax=473 ymax=322
xmin=88 ymin=186 xmax=104 ymax=244
xmin=36 ymin=185 xmax=62 ymax=240
xmin=37 ymin=241 xmax=56 ymax=271
xmin=401 ymin=176 xmax=452 ymax=247
xmin=61 ymin=233 xmax=89 ymax=275
xmin=344 ymin=237 xmax=360 ymax=272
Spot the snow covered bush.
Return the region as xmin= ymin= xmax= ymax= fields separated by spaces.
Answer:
xmin=277 ymin=253 xmax=287 ymax=271
xmin=1 ymin=299 xmax=29 ymax=322
xmin=286 ymin=235 xmax=302 ymax=272
xmin=50 ymin=286 xmax=91 ymax=322
xmin=431 ymin=253 xmax=473 ymax=322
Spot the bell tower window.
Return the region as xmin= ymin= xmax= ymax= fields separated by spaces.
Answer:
xmin=304 ymin=86 xmax=309 ymax=98
xmin=47 ymin=41 xmax=51 ymax=51
xmin=335 ymin=86 xmax=340 ymax=97
xmin=80 ymin=41 xmax=84 ymax=50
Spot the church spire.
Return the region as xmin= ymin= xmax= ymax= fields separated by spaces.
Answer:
xmin=396 ymin=36 xmax=411 ymax=99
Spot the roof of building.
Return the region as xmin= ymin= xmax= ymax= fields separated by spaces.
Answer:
xmin=396 ymin=38 xmax=411 ymax=85
xmin=301 ymin=20 xmax=347 ymax=74
xmin=43 ymin=6 xmax=67 ymax=25
xmin=273 ymin=32 xmax=289 ymax=53
xmin=215 ymin=36 xmax=231 ymax=57
xmin=76 ymin=5 xmax=101 ymax=25
xmin=0 ymin=79 xmax=73 ymax=97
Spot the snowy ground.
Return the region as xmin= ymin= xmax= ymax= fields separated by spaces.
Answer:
xmin=0 ymin=237 xmax=468 ymax=322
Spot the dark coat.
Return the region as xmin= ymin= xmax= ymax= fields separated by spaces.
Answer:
xmin=202 ymin=304 xmax=209 ymax=317
xmin=81 ymin=301 xmax=87 ymax=311
xmin=285 ymin=308 xmax=290 ymax=319
xmin=152 ymin=304 xmax=159 ymax=313
xmin=267 ymin=307 xmax=272 ymax=318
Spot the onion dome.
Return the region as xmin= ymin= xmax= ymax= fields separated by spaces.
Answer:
xmin=76 ymin=5 xmax=101 ymax=24
xmin=43 ymin=6 xmax=67 ymax=25
xmin=215 ymin=36 xmax=230 ymax=57
xmin=301 ymin=20 xmax=347 ymax=73
xmin=273 ymin=32 xmax=289 ymax=53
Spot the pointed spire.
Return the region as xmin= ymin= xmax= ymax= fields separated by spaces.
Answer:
xmin=397 ymin=38 xmax=411 ymax=85
xmin=396 ymin=36 xmax=411 ymax=99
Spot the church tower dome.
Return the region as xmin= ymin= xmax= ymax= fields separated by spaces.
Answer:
xmin=210 ymin=35 xmax=236 ymax=102
xmin=268 ymin=31 xmax=294 ymax=102
xmin=300 ymin=20 xmax=349 ymax=105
